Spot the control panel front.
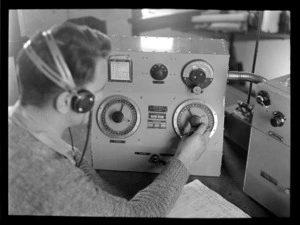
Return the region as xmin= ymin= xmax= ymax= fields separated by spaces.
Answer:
xmin=91 ymin=36 xmax=229 ymax=176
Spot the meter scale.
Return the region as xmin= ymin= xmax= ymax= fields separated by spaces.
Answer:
xmin=97 ymin=95 xmax=141 ymax=139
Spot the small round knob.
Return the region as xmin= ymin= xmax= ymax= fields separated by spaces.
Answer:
xmin=150 ymin=154 xmax=160 ymax=164
xmin=111 ymin=111 xmax=124 ymax=123
xmin=257 ymin=90 xmax=271 ymax=107
xmin=150 ymin=63 xmax=168 ymax=80
xmin=189 ymin=115 xmax=202 ymax=128
xmin=192 ymin=86 xmax=202 ymax=95
xmin=270 ymin=111 xmax=286 ymax=127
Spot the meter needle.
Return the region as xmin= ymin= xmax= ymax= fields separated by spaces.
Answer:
xmin=120 ymin=103 xmax=124 ymax=112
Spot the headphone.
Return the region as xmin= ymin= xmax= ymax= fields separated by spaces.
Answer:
xmin=23 ymin=29 xmax=95 ymax=113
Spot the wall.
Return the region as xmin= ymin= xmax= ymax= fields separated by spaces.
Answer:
xmin=233 ymin=39 xmax=290 ymax=80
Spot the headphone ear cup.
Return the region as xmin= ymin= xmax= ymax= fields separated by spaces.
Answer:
xmin=71 ymin=90 xmax=95 ymax=113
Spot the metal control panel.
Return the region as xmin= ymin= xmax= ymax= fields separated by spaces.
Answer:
xmin=244 ymin=74 xmax=290 ymax=216
xmin=91 ymin=35 xmax=229 ymax=176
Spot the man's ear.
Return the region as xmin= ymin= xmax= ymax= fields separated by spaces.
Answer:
xmin=55 ymin=91 xmax=72 ymax=114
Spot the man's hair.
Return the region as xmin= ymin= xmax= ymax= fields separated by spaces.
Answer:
xmin=17 ymin=22 xmax=111 ymax=108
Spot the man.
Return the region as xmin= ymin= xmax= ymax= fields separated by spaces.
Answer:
xmin=8 ymin=22 xmax=210 ymax=216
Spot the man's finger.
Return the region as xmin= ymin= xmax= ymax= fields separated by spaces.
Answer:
xmin=193 ymin=123 xmax=208 ymax=136
xmin=203 ymin=129 xmax=210 ymax=139
xmin=183 ymin=121 xmax=192 ymax=134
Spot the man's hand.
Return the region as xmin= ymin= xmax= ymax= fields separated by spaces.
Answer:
xmin=174 ymin=122 xmax=210 ymax=171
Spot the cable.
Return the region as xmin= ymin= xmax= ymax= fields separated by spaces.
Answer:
xmin=68 ymin=127 xmax=75 ymax=152
xmin=76 ymin=110 xmax=93 ymax=167
xmin=247 ymin=10 xmax=263 ymax=104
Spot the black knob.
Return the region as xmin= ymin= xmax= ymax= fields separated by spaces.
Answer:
xmin=189 ymin=115 xmax=202 ymax=128
xmin=111 ymin=111 xmax=124 ymax=123
xmin=150 ymin=63 xmax=168 ymax=80
xmin=150 ymin=154 xmax=160 ymax=164
xmin=270 ymin=111 xmax=286 ymax=127
xmin=257 ymin=90 xmax=271 ymax=107
xmin=189 ymin=68 xmax=206 ymax=86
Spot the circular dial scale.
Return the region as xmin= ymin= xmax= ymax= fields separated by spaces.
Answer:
xmin=182 ymin=60 xmax=214 ymax=90
xmin=97 ymin=95 xmax=141 ymax=139
xmin=173 ymin=100 xmax=217 ymax=138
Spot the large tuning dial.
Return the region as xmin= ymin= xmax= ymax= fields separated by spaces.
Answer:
xmin=182 ymin=60 xmax=214 ymax=94
xmin=97 ymin=95 xmax=141 ymax=139
xmin=173 ymin=99 xmax=217 ymax=138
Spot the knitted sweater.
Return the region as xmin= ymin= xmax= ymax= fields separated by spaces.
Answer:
xmin=8 ymin=119 xmax=189 ymax=217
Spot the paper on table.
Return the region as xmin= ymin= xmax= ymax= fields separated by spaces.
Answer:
xmin=167 ymin=179 xmax=251 ymax=218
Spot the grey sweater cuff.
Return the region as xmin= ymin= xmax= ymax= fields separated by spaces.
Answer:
xmin=158 ymin=157 xmax=190 ymax=186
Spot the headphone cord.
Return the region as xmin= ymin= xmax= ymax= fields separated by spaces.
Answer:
xmin=76 ymin=110 xmax=93 ymax=167
xmin=68 ymin=127 xmax=75 ymax=152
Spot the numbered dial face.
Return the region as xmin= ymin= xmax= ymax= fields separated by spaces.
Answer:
xmin=182 ymin=60 xmax=214 ymax=89
xmin=97 ymin=95 xmax=141 ymax=139
xmin=173 ymin=100 xmax=217 ymax=138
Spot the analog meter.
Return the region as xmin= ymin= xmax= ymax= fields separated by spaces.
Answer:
xmin=182 ymin=60 xmax=214 ymax=94
xmin=97 ymin=95 xmax=141 ymax=139
xmin=173 ymin=99 xmax=218 ymax=138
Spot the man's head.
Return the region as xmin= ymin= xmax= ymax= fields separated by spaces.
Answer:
xmin=17 ymin=22 xmax=111 ymax=110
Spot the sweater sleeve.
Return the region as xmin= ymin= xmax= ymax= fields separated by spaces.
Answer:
xmin=9 ymin=121 xmax=189 ymax=217
xmin=44 ymin=156 xmax=189 ymax=217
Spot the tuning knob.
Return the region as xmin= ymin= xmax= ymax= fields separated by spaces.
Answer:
xmin=270 ymin=111 xmax=286 ymax=127
xmin=112 ymin=111 xmax=124 ymax=123
xmin=150 ymin=63 xmax=168 ymax=80
xmin=257 ymin=90 xmax=271 ymax=107
xmin=189 ymin=115 xmax=202 ymax=128
xmin=190 ymin=68 xmax=206 ymax=85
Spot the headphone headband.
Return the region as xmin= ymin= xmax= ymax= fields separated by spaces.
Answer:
xmin=23 ymin=41 xmax=73 ymax=92
xmin=23 ymin=29 xmax=76 ymax=93
xmin=42 ymin=30 xmax=76 ymax=89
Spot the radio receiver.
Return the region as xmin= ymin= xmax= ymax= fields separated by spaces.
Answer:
xmin=91 ymin=35 xmax=229 ymax=176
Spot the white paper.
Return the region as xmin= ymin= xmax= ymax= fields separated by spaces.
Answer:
xmin=167 ymin=179 xmax=251 ymax=218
